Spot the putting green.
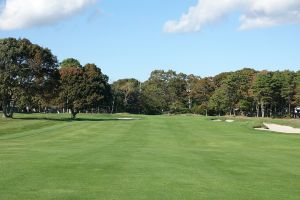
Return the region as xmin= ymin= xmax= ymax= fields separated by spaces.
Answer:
xmin=0 ymin=114 xmax=299 ymax=200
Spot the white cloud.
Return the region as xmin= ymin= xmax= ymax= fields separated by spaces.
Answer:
xmin=0 ymin=0 xmax=97 ymax=30
xmin=164 ymin=0 xmax=300 ymax=33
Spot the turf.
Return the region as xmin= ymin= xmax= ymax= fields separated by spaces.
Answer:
xmin=0 ymin=114 xmax=300 ymax=200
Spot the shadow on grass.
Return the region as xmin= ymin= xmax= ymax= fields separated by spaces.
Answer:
xmin=13 ymin=117 xmax=140 ymax=122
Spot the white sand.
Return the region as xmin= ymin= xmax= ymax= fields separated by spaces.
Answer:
xmin=256 ymin=123 xmax=300 ymax=134
xmin=117 ymin=118 xmax=139 ymax=120
xmin=225 ymin=120 xmax=234 ymax=123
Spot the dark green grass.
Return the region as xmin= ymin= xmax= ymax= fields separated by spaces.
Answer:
xmin=0 ymin=114 xmax=299 ymax=200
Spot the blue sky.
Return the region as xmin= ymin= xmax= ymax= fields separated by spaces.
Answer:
xmin=0 ymin=0 xmax=300 ymax=82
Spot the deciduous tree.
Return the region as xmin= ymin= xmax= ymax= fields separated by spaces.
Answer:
xmin=0 ymin=38 xmax=59 ymax=118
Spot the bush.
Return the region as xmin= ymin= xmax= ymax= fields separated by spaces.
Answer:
xmin=191 ymin=104 xmax=208 ymax=115
xmin=169 ymin=101 xmax=191 ymax=114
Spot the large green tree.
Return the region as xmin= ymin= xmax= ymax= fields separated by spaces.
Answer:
xmin=190 ymin=77 xmax=214 ymax=115
xmin=222 ymin=68 xmax=256 ymax=116
xmin=83 ymin=64 xmax=111 ymax=113
xmin=280 ymin=71 xmax=295 ymax=116
xmin=142 ymin=70 xmax=190 ymax=113
xmin=140 ymin=81 xmax=165 ymax=115
xmin=208 ymin=87 xmax=229 ymax=116
xmin=111 ymin=79 xmax=141 ymax=113
xmin=252 ymin=71 xmax=273 ymax=117
xmin=59 ymin=59 xmax=85 ymax=118
xmin=293 ymin=71 xmax=300 ymax=109
xmin=0 ymin=38 xmax=59 ymax=118
xmin=60 ymin=58 xmax=81 ymax=68
xmin=59 ymin=59 xmax=110 ymax=119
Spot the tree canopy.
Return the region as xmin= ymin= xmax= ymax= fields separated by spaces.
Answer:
xmin=0 ymin=38 xmax=59 ymax=118
xmin=59 ymin=59 xmax=110 ymax=119
xmin=1 ymin=37 xmax=300 ymax=118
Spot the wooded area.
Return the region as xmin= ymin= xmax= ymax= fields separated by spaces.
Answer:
xmin=1 ymin=38 xmax=300 ymax=118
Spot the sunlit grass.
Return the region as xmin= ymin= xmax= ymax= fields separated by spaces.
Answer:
xmin=0 ymin=114 xmax=299 ymax=200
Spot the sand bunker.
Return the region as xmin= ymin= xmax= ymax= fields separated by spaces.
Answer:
xmin=212 ymin=119 xmax=234 ymax=122
xmin=117 ymin=118 xmax=140 ymax=120
xmin=256 ymin=123 xmax=300 ymax=134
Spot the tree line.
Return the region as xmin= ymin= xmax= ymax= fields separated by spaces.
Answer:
xmin=1 ymin=38 xmax=300 ymax=118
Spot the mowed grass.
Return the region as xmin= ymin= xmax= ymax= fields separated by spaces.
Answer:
xmin=0 ymin=114 xmax=300 ymax=200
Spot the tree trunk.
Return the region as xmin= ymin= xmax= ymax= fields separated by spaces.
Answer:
xmin=2 ymin=102 xmax=14 ymax=118
xmin=111 ymin=100 xmax=115 ymax=114
xmin=70 ymin=109 xmax=78 ymax=119
xmin=188 ymin=97 xmax=192 ymax=110
xmin=261 ymin=101 xmax=265 ymax=118
xmin=124 ymin=95 xmax=128 ymax=108
xmin=256 ymin=103 xmax=259 ymax=118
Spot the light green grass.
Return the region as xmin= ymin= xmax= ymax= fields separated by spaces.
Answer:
xmin=0 ymin=113 xmax=300 ymax=200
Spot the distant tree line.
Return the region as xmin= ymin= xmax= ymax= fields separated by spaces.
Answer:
xmin=1 ymin=38 xmax=300 ymax=118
